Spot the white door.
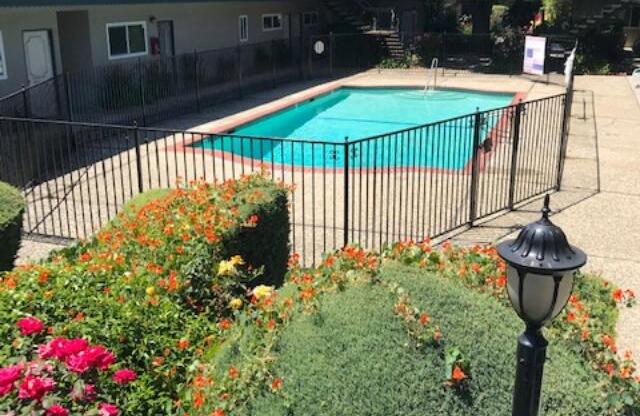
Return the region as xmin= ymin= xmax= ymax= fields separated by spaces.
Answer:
xmin=23 ymin=30 xmax=54 ymax=85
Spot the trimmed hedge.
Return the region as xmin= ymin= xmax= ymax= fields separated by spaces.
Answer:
xmin=227 ymin=262 xmax=609 ymax=416
xmin=0 ymin=175 xmax=289 ymax=414
xmin=0 ymin=181 xmax=25 ymax=271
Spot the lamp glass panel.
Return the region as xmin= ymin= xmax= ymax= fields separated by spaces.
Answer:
xmin=506 ymin=266 xmax=574 ymax=324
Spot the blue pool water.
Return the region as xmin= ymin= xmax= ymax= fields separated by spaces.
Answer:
xmin=193 ymin=87 xmax=514 ymax=169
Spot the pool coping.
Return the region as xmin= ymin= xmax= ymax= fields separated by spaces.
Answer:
xmin=167 ymin=86 xmax=527 ymax=175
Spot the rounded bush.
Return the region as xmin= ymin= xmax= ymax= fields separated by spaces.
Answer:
xmin=0 ymin=181 xmax=25 ymax=271
xmin=238 ymin=263 xmax=609 ymax=415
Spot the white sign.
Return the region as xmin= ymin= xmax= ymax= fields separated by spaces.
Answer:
xmin=523 ymin=36 xmax=546 ymax=75
xmin=314 ymin=40 xmax=325 ymax=55
xmin=0 ymin=31 xmax=7 ymax=80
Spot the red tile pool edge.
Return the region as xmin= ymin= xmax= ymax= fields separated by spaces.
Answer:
xmin=165 ymin=90 xmax=528 ymax=176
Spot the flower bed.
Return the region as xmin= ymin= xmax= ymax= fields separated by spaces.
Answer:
xmin=186 ymin=241 xmax=639 ymax=415
xmin=0 ymin=174 xmax=289 ymax=414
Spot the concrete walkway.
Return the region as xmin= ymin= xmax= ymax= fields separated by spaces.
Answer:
xmin=452 ymin=75 xmax=640 ymax=360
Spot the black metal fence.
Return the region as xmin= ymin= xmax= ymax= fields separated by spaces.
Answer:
xmin=0 ymin=93 xmax=567 ymax=265
xmin=0 ymin=34 xmax=386 ymax=127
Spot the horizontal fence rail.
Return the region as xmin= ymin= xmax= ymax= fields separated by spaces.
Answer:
xmin=0 ymin=93 xmax=567 ymax=266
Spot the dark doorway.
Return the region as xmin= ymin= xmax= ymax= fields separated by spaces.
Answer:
xmin=56 ymin=10 xmax=93 ymax=72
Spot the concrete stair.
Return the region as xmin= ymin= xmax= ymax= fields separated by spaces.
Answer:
xmin=570 ymin=0 xmax=639 ymax=34
xmin=321 ymin=0 xmax=407 ymax=60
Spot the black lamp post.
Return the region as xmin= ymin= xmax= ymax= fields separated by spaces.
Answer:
xmin=497 ymin=195 xmax=587 ymax=416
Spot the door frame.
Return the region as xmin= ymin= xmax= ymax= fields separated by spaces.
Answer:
xmin=22 ymin=28 xmax=57 ymax=85
xmin=156 ymin=20 xmax=175 ymax=57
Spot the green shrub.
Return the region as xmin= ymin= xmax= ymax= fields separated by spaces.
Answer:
xmin=213 ymin=262 xmax=609 ymax=416
xmin=0 ymin=181 xmax=25 ymax=271
xmin=0 ymin=174 xmax=289 ymax=414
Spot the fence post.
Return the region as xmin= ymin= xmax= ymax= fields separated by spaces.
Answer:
xmin=343 ymin=137 xmax=349 ymax=248
xmin=64 ymin=72 xmax=74 ymax=122
xmin=194 ymin=49 xmax=201 ymax=113
xmin=137 ymin=58 xmax=147 ymax=126
xmin=329 ymin=32 xmax=334 ymax=77
xmin=557 ymin=76 xmax=574 ymax=190
xmin=469 ymin=110 xmax=481 ymax=226
xmin=21 ymin=85 xmax=30 ymax=118
xmin=508 ymin=101 xmax=523 ymax=210
xmin=133 ymin=122 xmax=144 ymax=194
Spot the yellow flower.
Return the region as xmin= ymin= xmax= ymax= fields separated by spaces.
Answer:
xmin=146 ymin=286 xmax=155 ymax=296
xmin=217 ymin=260 xmax=237 ymax=277
xmin=230 ymin=255 xmax=245 ymax=266
xmin=253 ymin=285 xmax=274 ymax=300
xmin=229 ymin=298 xmax=243 ymax=310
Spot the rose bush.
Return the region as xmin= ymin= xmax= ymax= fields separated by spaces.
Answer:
xmin=0 ymin=174 xmax=289 ymax=414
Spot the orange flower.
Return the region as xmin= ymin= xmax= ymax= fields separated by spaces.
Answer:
xmin=419 ymin=313 xmax=430 ymax=325
xmin=457 ymin=266 xmax=467 ymax=277
xmin=228 ymin=366 xmax=239 ymax=379
xmin=271 ymin=378 xmax=283 ymax=390
xmin=193 ymin=391 xmax=205 ymax=408
xmin=471 ymin=263 xmax=481 ymax=273
xmin=74 ymin=312 xmax=85 ymax=322
xmin=581 ymin=330 xmax=590 ymax=341
xmin=451 ymin=366 xmax=466 ymax=382
xmin=620 ymin=366 xmax=632 ymax=379
xmin=613 ymin=288 xmax=623 ymax=302
xmin=565 ymin=312 xmax=576 ymax=323
xmin=300 ymin=287 xmax=315 ymax=301
xmin=267 ymin=319 xmax=276 ymax=331
xmin=211 ymin=409 xmax=224 ymax=416
xmin=496 ymin=275 xmax=507 ymax=287
xmin=38 ymin=271 xmax=50 ymax=284
xmin=193 ymin=375 xmax=210 ymax=388
xmin=218 ymin=319 xmax=232 ymax=331
xmin=178 ymin=338 xmax=190 ymax=350
xmin=601 ymin=334 xmax=617 ymax=352
xmin=433 ymin=330 xmax=442 ymax=342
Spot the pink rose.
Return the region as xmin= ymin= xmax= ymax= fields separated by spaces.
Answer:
xmin=112 ymin=369 xmax=137 ymax=385
xmin=17 ymin=375 xmax=55 ymax=401
xmin=46 ymin=404 xmax=69 ymax=416
xmin=39 ymin=338 xmax=88 ymax=360
xmin=65 ymin=346 xmax=114 ymax=373
xmin=98 ymin=403 xmax=119 ymax=416
xmin=17 ymin=317 xmax=44 ymax=336
xmin=0 ymin=363 xmax=24 ymax=396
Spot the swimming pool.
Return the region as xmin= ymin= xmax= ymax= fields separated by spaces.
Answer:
xmin=192 ymin=87 xmax=515 ymax=169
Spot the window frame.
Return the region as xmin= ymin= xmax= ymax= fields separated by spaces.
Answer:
xmin=303 ymin=11 xmax=319 ymax=27
xmin=0 ymin=30 xmax=7 ymax=80
xmin=262 ymin=13 xmax=283 ymax=32
xmin=239 ymin=14 xmax=249 ymax=42
xmin=106 ymin=21 xmax=149 ymax=60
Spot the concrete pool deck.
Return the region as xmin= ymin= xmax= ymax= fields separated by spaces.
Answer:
xmin=16 ymin=71 xmax=640 ymax=361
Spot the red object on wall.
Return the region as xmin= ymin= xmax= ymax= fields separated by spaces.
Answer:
xmin=150 ymin=37 xmax=160 ymax=55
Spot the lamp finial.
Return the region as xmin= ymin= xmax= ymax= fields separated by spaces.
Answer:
xmin=541 ymin=194 xmax=551 ymax=220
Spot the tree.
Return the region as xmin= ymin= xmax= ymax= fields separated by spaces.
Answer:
xmin=463 ymin=0 xmax=495 ymax=33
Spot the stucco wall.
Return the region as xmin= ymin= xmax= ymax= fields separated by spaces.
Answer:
xmin=0 ymin=0 xmax=322 ymax=96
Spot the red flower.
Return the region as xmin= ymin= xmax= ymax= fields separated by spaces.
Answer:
xmin=72 ymin=383 xmax=96 ymax=402
xmin=271 ymin=378 xmax=283 ymax=390
xmin=17 ymin=316 xmax=45 ymax=336
xmin=218 ymin=319 xmax=232 ymax=331
xmin=98 ymin=403 xmax=119 ymax=416
xmin=451 ymin=366 xmax=466 ymax=382
xmin=18 ymin=375 xmax=55 ymax=401
xmin=65 ymin=346 xmax=114 ymax=374
xmin=46 ymin=404 xmax=69 ymax=416
xmin=419 ymin=313 xmax=430 ymax=325
xmin=0 ymin=363 xmax=23 ymax=396
xmin=613 ymin=288 xmax=623 ymax=302
xmin=112 ymin=369 xmax=137 ymax=385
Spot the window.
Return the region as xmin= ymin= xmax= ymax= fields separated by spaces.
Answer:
xmin=106 ymin=21 xmax=148 ymax=60
xmin=303 ymin=11 xmax=319 ymax=26
xmin=239 ymin=15 xmax=249 ymax=42
xmin=262 ymin=13 xmax=283 ymax=31
xmin=0 ymin=31 xmax=7 ymax=80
